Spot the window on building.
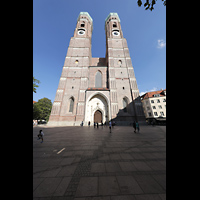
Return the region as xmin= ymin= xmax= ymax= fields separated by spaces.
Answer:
xmin=123 ymin=98 xmax=128 ymax=112
xmin=158 ymin=105 xmax=162 ymax=109
xmin=154 ymin=112 xmax=158 ymax=116
xmin=69 ymin=97 xmax=74 ymax=112
xmin=81 ymin=23 xmax=85 ymax=27
xmin=95 ymin=71 xmax=102 ymax=88
xmin=152 ymin=106 xmax=156 ymax=109
xmin=151 ymin=100 xmax=154 ymax=103
xmin=160 ymin=111 xmax=164 ymax=116
xmin=148 ymin=112 xmax=152 ymax=117
xmin=113 ymin=22 xmax=117 ymax=28
xmin=118 ymin=60 xmax=122 ymax=65
xmin=157 ymin=99 xmax=160 ymax=103
xmin=147 ymin=106 xmax=150 ymax=110
xmin=163 ymin=99 xmax=166 ymax=102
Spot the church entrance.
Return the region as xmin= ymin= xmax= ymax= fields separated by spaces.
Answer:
xmin=85 ymin=92 xmax=110 ymax=124
xmin=94 ymin=110 xmax=102 ymax=123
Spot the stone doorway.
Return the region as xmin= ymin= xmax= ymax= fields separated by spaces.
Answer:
xmin=94 ymin=110 xmax=102 ymax=123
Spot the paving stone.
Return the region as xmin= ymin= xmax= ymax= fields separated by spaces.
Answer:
xmin=110 ymin=195 xmax=136 ymax=200
xmin=99 ymin=176 xmax=120 ymax=195
xmin=134 ymin=175 xmax=165 ymax=194
xmin=56 ymin=165 xmax=77 ymax=177
xmin=134 ymin=194 xmax=163 ymax=200
xmin=119 ymin=162 xmax=137 ymax=172
xmin=53 ymin=177 xmax=72 ymax=196
xmin=105 ymin=162 xmax=121 ymax=173
xmin=33 ymin=125 xmax=166 ymax=199
xmin=132 ymin=161 xmax=152 ymax=171
xmin=75 ymin=177 xmax=98 ymax=197
xmin=116 ymin=176 xmax=143 ymax=194
xmin=33 ymin=177 xmax=62 ymax=197
xmin=91 ymin=163 xmax=106 ymax=173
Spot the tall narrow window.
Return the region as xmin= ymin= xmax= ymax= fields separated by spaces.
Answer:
xmin=123 ymin=98 xmax=128 ymax=112
xmin=95 ymin=71 xmax=102 ymax=88
xmin=69 ymin=97 xmax=74 ymax=112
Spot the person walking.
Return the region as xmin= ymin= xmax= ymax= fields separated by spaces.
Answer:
xmin=88 ymin=121 xmax=90 ymax=127
xmin=37 ymin=130 xmax=44 ymax=143
xmin=133 ymin=121 xmax=136 ymax=133
xmin=109 ymin=120 xmax=112 ymax=133
xmin=136 ymin=121 xmax=140 ymax=133
xmin=94 ymin=122 xmax=96 ymax=128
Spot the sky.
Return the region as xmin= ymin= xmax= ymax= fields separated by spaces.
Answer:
xmin=33 ymin=0 xmax=166 ymax=102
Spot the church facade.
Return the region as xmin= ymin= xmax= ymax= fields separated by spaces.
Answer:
xmin=48 ymin=12 xmax=145 ymax=126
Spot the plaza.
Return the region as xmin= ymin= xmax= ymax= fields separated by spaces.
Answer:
xmin=33 ymin=125 xmax=166 ymax=200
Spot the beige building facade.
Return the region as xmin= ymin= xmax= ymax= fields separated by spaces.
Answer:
xmin=48 ymin=12 xmax=145 ymax=126
xmin=141 ymin=89 xmax=166 ymax=123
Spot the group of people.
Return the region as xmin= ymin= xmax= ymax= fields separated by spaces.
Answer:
xmin=37 ymin=120 xmax=140 ymax=144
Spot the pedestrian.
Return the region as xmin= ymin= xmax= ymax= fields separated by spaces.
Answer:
xmin=97 ymin=122 xmax=99 ymax=128
xmin=81 ymin=121 xmax=84 ymax=126
xmin=88 ymin=121 xmax=90 ymax=127
xmin=109 ymin=121 xmax=112 ymax=133
xmin=94 ymin=122 xmax=96 ymax=128
xmin=133 ymin=121 xmax=136 ymax=133
xmin=37 ymin=130 xmax=44 ymax=143
xmin=136 ymin=121 xmax=140 ymax=133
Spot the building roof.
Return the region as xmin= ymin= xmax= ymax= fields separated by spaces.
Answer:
xmin=33 ymin=101 xmax=37 ymax=104
xmin=77 ymin=12 xmax=93 ymax=23
xmin=105 ymin=13 xmax=120 ymax=23
xmin=91 ymin=57 xmax=106 ymax=67
xmin=140 ymin=89 xmax=166 ymax=100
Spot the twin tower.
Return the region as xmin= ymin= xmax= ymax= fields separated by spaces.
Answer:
xmin=48 ymin=12 xmax=145 ymax=126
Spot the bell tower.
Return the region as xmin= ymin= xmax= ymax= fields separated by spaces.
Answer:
xmin=105 ymin=13 xmax=144 ymax=122
xmin=48 ymin=12 xmax=93 ymax=126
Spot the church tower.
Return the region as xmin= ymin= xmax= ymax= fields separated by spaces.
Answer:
xmin=105 ymin=13 xmax=145 ymax=122
xmin=48 ymin=12 xmax=93 ymax=126
xmin=48 ymin=12 xmax=145 ymax=126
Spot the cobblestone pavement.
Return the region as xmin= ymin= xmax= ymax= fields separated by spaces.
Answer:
xmin=33 ymin=125 xmax=166 ymax=200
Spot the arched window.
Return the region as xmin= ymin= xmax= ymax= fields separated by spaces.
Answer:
xmin=95 ymin=71 xmax=102 ymax=88
xmin=69 ymin=97 xmax=74 ymax=112
xmin=123 ymin=98 xmax=128 ymax=112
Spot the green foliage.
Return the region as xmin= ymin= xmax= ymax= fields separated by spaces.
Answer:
xmin=33 ymin=77 xmax=40 ymax=93
xmin=137 ymin=0 xmax=166 ymax=11
xmin=33 ymin=98 xmax=52 ymax=122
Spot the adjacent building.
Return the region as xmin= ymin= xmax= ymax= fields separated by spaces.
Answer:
xmin=140 ymin=89 xmax=166 ymax=124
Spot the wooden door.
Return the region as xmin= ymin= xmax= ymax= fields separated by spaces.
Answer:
xmin=94 ymin=110 xmax=102 ymax=123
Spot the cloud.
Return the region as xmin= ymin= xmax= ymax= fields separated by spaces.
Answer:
xmin=157 ymin=39 xmax=166 ymax=49
xmin=139 ymin=87 xmax=157 ymax=96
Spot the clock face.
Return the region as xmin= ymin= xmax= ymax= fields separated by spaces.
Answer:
xmin=112 ymin=30 xmax=120 ymax=36
xmin=78 ymin=29 xmax=85 ymax=35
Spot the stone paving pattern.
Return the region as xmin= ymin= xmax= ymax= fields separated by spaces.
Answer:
xmin=33 ymin=125 xmax=166 ymax=200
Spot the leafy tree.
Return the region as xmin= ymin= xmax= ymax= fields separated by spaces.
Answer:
xmin=33 ymin=77 xmax=40 ymax=93
xmin=33 ymin=98 xmax=52 ymax=122
xmin=137 ymin=0 xmax=166 ymax=11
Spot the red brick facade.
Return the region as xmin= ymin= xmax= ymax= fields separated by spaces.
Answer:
xmin=48 ymin=12 xmax=145 ymax=126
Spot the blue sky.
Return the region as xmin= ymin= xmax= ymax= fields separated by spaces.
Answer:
xmin=33 ymin=0 xmax=166 ymax=102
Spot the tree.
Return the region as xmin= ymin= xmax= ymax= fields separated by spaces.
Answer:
xmin=33 ymin=77 xmax=40 ymax=93
xmin=33 ymin=98 xmax=52 ymax=122
xmin=137 ymin=0 xmax=166 ymax=11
